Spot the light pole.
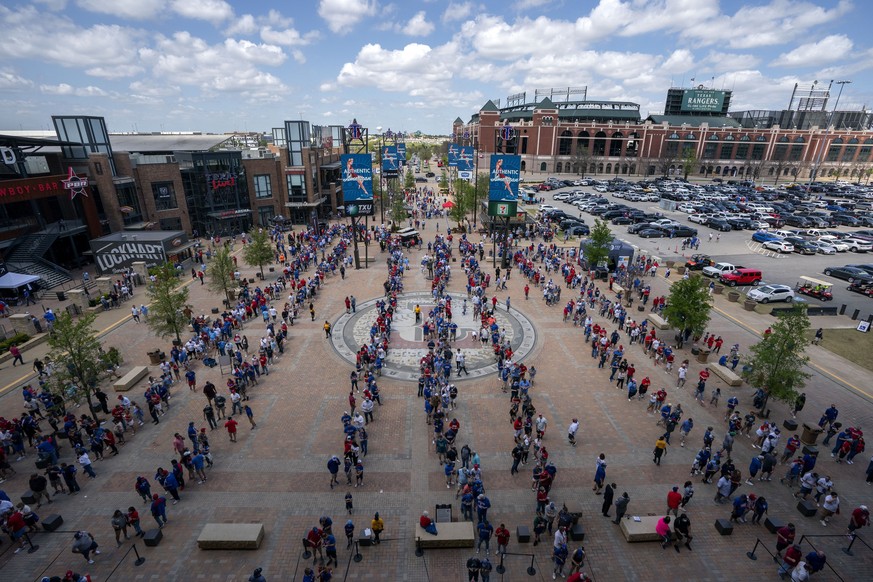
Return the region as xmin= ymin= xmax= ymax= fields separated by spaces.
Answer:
xmin=376 ymin=126 xmax=383 ymax=225
xmin=806 ymin=80 xmax=851 ymax=188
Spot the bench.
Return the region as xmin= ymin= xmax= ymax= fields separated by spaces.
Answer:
xmin=414 ymin=521 xmax=475 ymax=549
xmin=710 ymin=364 xmax=743 ymax=387
xmin=647 ymin=313 xmax=671 ymax=331
xmin=113 ymin=366 xmax=150 ymax=392
xmin=619 ymin=516 xmax=663 ymax=543
xmin=197 ymin=523 xmax=265 ymax=550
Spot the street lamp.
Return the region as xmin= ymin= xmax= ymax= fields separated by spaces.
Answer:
xmin=807 ymin=80 xmax=851 ymax=187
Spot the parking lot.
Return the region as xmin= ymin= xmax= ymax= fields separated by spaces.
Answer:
xmin=533 ymin=176 xmax=873 ymax=322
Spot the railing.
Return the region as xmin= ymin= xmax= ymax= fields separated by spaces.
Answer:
xmin=747 ymin=533 xmax=870 ymax=581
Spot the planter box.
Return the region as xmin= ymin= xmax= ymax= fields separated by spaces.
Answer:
xmin=714 ymin=285 xmax=724 ymax=295
xmin=727 ymin=292 xmax=740 ymax=302
xmin=743 ymin=300 xmax=757 ymax=311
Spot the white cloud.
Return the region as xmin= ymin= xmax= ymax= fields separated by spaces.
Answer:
xmin=772 ymin=35 xmax=854 ymax=67
xmin=442 ymin=1 xmax=475 ymax=22
xmin=170 ymin=0 xmax=234 ymax=25
xmin=86 ymin=64 xmax=145 ymax=78
xmin=702 ymin=51 xmax=761 ymax=72
xmin=0 ymin=6 xmax=143 ymax=73
xmin=139 ymin=32 xmax=288 ymax=94
xmin=515 ymin=0 xmax=551 ymax=8
xmin=40 ymin=83 xmax=108 ymax=97
xmin=403 ymin=11 xmax=434 ymax=36
xmin=0 ymin=69 xmax=33 ymax=90
xmin=318 ymin=0 xmax=378 ymax=34
xmin=226 ymin=14 xmax=257 ymax=35
xmin=260 ymin=26 xmax=318 ymax=46
xmin=661 ymin=49 xmax=695 ymax=74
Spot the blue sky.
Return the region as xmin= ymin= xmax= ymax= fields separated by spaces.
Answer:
xmin=0 ymin=0 xmax=870 ymax=136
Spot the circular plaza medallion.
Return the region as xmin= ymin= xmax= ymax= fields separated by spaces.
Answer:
xmin=329 ymin=292 xmax=537 ymax=382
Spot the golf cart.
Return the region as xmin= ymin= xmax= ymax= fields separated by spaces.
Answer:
xmin=847 ymin=280 xmax=873 ymax=298
xmin=684 ymin=253 xmax=713 ymax=271
xmin=795 ymin=276 xmax=834 ymax=302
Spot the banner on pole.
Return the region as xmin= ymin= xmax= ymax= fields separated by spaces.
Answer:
xmin=341 ymin=153 xmax=374 ymax=216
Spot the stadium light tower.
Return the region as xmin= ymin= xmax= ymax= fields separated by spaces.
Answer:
xmin=807 ymin=80 xmax=851 ymax=186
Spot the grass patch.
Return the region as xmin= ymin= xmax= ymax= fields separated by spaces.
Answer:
xmin=808 ymin=327 xmax=873 ymax=373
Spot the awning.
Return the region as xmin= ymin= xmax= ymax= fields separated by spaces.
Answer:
xmin=123 ymin=221 xmax=156 ymax=231
xmin=208 ymin=209 xmax=253 ymax=219
xmin=0 ymin=271 xmax=41 ymax=290
xmin=321 ymin=162 xmax=341 ymax=170
xmin=285 ymin=196 xmax=327 ymax=208
xmin=167 ymin=240 xmax=200 ymax=253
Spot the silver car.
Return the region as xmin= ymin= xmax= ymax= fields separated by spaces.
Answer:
xmin=746 ymin=284 xmax=795 ymax=304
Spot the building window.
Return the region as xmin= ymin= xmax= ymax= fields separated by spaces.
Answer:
xmin=287 ymin=174 xmax=306 ymax=202
xmin=254 ymin=174 xmax=272 ymax=198
xmin=152 ymin=182 xmax=178 ymax=211
xmin=159 ymin=217 xmax=182 ymax=231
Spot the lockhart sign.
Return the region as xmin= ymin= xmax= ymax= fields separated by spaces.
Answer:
xmin=93 ymin=241 xmax=164 ymax=272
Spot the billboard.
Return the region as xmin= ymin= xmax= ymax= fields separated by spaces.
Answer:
xmin=457 ymin=146 xmax=474 ymax=171
xmin=681 ymin=89 xmax=726 ymax=113
xmin=341 ymin=153 xmax=375 ymax=216
xmin=396 ymin=142 xmax=407 ymax=164
xmin=447 ymin=143 xmax=460 ymax=167
xmin=381 ymin=145 xmax=399 ymax=178
xmin=488 ymin=154 xmax=520 ymax=217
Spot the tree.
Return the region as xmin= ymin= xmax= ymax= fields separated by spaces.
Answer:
xmin=572 ymin=143 xmax=591 ymax=176
xmin=742 ymin=304 xmax=811 ymax=407
xmin=439 ymin=171 xmax=449 ymax=190
xmin=661 ymin=276 xmax=712 ymax=346
xmin=242 ymin=228 xmax=274 ymax=278
xmin=404 ymin=167 xmax=415 ymax=189
xmin=681 ymin=148 xmax=697 ymax=180
xmin=449 ymin=179 xmax=476 ymax=228
xmin=146 ymin=262 xmax=190 ymax=343
xmin=46 ymin=311 xmax=113 ymax=422
xmin=389 ymin=194 xmax=408 ymax=228
xmin=583 ymin=218 xmax=612 ymax=270
xmin=208 ymin=244 xmax=236 ymax=303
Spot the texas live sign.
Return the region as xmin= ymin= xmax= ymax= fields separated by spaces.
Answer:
xmin=681 ymin=89 xmax=726 ymax=113
xmin=341 ymin=153 xmax=374 ymax=216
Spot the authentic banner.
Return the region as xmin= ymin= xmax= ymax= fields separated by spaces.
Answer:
xmin=382 ymin=145 xmax=399 ymax=178
xmin=488 ymin=154 xmax=520 ymax=217
xmin=448 ymin=143 xmax=460 ymax=167
xmin=341 ymin=153 xmax=374 ymax=216
xmin=458 ymin=146 xmax=474 ymax=172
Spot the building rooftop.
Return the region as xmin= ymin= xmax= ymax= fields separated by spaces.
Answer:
xmin=646 ymin=115 xmax=741 ymax=128
xmin=109 ymin=134 xmax=234 ymax=153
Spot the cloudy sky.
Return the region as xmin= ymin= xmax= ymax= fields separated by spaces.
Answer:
xmin=0 ymin=0 xmax=869 ymax=136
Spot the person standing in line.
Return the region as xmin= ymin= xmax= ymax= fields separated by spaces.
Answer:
xmin=344 ymin=519 xmax=355 ymax=548
xmin=667 ymin=486 xmax=682 ymax=517
xmin=592 ymin=453 xmax=606 ymax=494
xmin=127 ymin=506 xmax=144 ymax=538
xmin=774 ymin=523 xmax=796 ymax=562
xmin=601 ymin=482 xmax=615 ymax=517
xmin=847 ymin=505 xmax=870 ymax=538
xmin=495 ymin=523 xmax=510 ymax=555
xmin=244 ymin=404 xmax=257 ymax=428
xmin=150 ymin=494 xmax=168 ymax=528
xmin=72 ymin=530 xmax=101 ymax=564
xmin=673 ymin=513 xmax=693 ymax=551
xmin=225 ymin=416 xmax=238 ymax=442
xmin=111 ymin=509 xmax=130 ymax=546
xmin=613 ymin=492 xmax=630 ymax=525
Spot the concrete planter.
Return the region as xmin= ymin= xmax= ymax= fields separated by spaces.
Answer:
xmin=727 ymin=291 xmax=740 ymax=302
xmin=743 ymin=300 xmax=757 ymax=311
xmin=714 ymin=285 xmax=725 ymax=295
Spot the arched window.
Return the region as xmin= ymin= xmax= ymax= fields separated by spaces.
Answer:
xmin=589 ymin=163 xmax=596 ymax=173
xmin=827 ymin=138 xmax=844 ymax=162
xmin=685 ymin=133 xmax=695 ymax=140
xmin=668 ymin=132 xmax=680 ymax=140
xmin=521 ymin=161 xmax=526 ymax=171
xmin=621 ymin=163 xmax=628 ymax=174
xmin=540 ymin=162 xmax=547 ymax=171
xmin=593 ymin=131 xmax=607 ymax=156
xmin=755 ymin=135 xmax=767 ymax=142
xmin=576 ymin=131 xmax=590 ymax=155
xmin=556 ymin=162 xmax=563 ymax=173
xmin=605 ymin=163 xmax=612 ymax=174
xmin=715 ymin=166 xmax=721 ymax=175
xmin=558 ymin=129 xmax=572 ymax=156
xmin=626 ymin=132 xmax=639 ymax=157
xmin=724 ymin=134 xmax=735 ymax=141
xmin=597 ymin=162 xmax=604 ymax=173
xmin=609 ymin=131 xmax=623 ymax=157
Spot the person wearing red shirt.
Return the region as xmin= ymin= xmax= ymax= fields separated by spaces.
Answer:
xmin=7 ymin=509 xmax=28 ymax=552
xmin=306 ymin=526 xmax=324 ymax=561
xmin=848 ymin=505 xmax=870 ymax=537
xmin=699 ymin=368 xmax=710 ymax=383
xmin=419 ymin=511 xmax=437 ymax=535
xmin=495 ymin=523 xmax=510 ymax=554
xmin=224 ymin=417 xmax=238 ymax=442
xmin=667 ymin=486 xmax=682 ymax=517
xmin=778 ymin=544 xmax=802 ymax=578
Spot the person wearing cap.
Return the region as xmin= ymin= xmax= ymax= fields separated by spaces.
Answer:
xmin=71 ymin=530 xmax=100 ymax=564
xmin=305 ymin=526 xmax=323 ymax=562
xmin=567 ymin=418 xmax=579 ymax=446
xmin=777 ymin=544 xmax=802 ymax=579
xmin=249 ymin=567 xmax=266 ymax=582
xmin=420 ymin=510 xmax=438 ymax=535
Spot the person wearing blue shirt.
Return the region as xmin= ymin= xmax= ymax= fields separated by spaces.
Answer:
xmin=477 ymin=519 xmax=493 ymax=554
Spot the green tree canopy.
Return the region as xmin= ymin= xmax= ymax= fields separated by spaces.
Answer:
xmin=583 ymin=218 xmax=612 ymax=269
xmin=448 ymin=179 xmax=476 ymax=227
xmin=662 ymin=275 xmax=712 ymax=340
xmin=742 ymin=304 xmax=812 ymax=405
xmin=681 ymin=148 xmax=698 ymax=180
xmin=45 ymin=311 xmax=111 ymax=422
xmin=145 ymin=262 xmax=190 ymax=342
xmin=242 ymin=228 xmax=274 ymax=277
xmin=208 ymin=244 xmax=236 ymax=302
xmin=404 ymin=167 xmax=415 ymax=189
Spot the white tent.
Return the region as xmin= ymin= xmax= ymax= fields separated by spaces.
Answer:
xmin=0 ymin=271 xmax=40 ymax=290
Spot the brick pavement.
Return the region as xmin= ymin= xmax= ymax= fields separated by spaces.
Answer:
xmin=0 ymin=233 xmax=870 ymax=581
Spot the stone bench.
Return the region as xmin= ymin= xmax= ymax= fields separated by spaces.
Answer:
xmin=113 ymin=366 xmax=150 ymax=392
xmin=197 ymin=523 xmax=265 ymax=550
xmin=619 ymin=516 xmax=662 ymax=543
xmin=414 ymin=521 xmax=475 ymax=549
xmin=710 ymin=364 xmax=743 ymax=387
xmin=647 ymin=313 xmax=671 ymax=331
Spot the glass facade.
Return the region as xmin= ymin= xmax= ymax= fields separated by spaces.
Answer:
xmin=178 ymin=151 xmax=251 ymax=237
xmin=254 ymin=174 xmax=272 ymax=198
xmin=51 ymin=116 xmax=116 ymax=175
xmin=116 ymin=182 xmax=143 ymax=225
xmin=152 ymin=181 xmax=178 ymax=210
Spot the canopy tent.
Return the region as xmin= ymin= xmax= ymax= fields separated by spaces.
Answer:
xmin=0 ymin=271 xmax=40 ymax=290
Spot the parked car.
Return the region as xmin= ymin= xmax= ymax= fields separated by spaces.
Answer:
xmin=762 ymin=240 xmax=794 ymax=252
xmin=707 ymin=218 xmax=732 ymax=232
xmin=685 ymin=254 xmax=714 ymax=270
xmin=806 ymin=240 xmax=837 ymax=255
xmin=783 ymin=237 xmax=818 ymax=255
xmin=719 ymin=268 xmax=763 ymax=287
xmin=747 ymin=284 xmax=795 ymax=303
xmin=661 ymin=225 xmax=698 ymax=238
xmin=637 ymin=228 xmax=665 ymax=238
xmin=688 ymin=214 xmax=710 ymax=224
xmin=565 ymin=225 xmax=590 ymax=236
xmin=843 ymin=238 xmax=873 ymax=252
xmin=751 ymin=231 xmax=781 ymax=243
xmin=822 ymin=265 xmax=873 ymax=284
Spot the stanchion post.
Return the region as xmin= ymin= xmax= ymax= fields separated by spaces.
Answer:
xmin=414 ymin=537 xmax=423 ymax=557
xmin=23 ymin=531 xmax=40 ymax=554
xmin=746 ymin=538 xmax=760 ymax=561
xmin=496 ymin=552 xmax=506 ymax=574
xmin=132 ymin=543 xmax=146 ymax=566
xmin=302 ymin=538 xmax=312 ymax=560
xmin=527 ymin=554 xmax=536 ymax=576
xmin=353 ymin=540 xmax=363 ymax=563
xmin=843 ymin=534 xmax=857 ymax=556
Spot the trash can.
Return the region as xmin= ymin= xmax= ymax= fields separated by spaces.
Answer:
xmin=800 ymin=422 xmax=824 ymax=446
xmin=56 ymin=291 xmax=67 ymax=301
xmin=147 ymin=350 xmax=163 ymax=365
xmin=696 ymin=349 xmax=711 ymax=364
